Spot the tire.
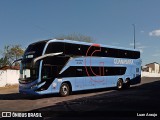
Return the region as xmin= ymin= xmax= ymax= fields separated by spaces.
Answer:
xmin=59 ymin=83 xmax=70 ymax=97
xmin=124 ymin=78 xmax=130 ymax=89
xmin=117 ymin=79 xmax=123 ymax=90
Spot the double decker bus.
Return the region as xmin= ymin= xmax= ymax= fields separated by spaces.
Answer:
xmin=19 ymin=39 xmax=141 ymax=96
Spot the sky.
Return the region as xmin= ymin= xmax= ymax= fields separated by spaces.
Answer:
xmin=0 ymin=0 xmax=160 ymax=65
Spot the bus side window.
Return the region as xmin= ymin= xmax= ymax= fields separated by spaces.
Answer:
xmin=102 ymin=48 xmax=119 ymax=58
xmin=42 ymin=65 xmax=52 ymax=79
xmin=134 ymin=51 xmax=140 ymax=59
xmin=81 ymin=45 xmax=89 ymax=56
xmin=76 ymin=68 xmax=83 ymax=77
xmin=41 ymin=65 xmax=58 ymax=79
xmin=65 ymin=43 xmax=81 ymax=56
xmin=45 ymin=42 xmax=64 ymax=54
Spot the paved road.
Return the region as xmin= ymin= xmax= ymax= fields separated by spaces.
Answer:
xmin=0 ymin=77 xmax=160 ymax=119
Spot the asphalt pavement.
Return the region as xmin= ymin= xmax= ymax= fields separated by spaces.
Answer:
xmin=0 ymin=77 xmax=160 ymax=120
xmin=32 ymin=77 xmax=160 ymax=120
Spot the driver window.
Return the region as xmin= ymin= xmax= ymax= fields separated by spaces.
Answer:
xmin=41 ymin=65 xmax=58 ymax=79
xmin=42 ymin=65 xmax=52 ymax=79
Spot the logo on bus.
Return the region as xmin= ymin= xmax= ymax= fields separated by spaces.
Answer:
xmin=84 ymin=44 xmax=104 ymax=82
xmin=114 ymin=59 xmax=133 ymax=65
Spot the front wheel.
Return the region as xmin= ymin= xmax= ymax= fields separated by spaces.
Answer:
xmin=59 ymin=83 xmax=70 ymax=97
xmin=117 ymin=79 xmax=123 ymax=90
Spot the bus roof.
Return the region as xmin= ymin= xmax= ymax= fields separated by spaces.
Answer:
xmin=28 ymin=39 xmax=140 ymax=52
xmin=45 ymin=39 xmax=140 ymax=52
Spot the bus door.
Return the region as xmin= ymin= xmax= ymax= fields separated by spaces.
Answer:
xmin=41 ymin=65 xmax=58 ymax=91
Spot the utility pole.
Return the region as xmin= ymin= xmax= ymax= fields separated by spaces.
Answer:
xmin=132 ymin=24 xmax=136 ymax=49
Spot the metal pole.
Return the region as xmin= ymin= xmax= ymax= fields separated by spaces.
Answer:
xmin=132 ymin=24 xmax=136 ymax=49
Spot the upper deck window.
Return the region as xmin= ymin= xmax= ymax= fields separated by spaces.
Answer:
xmin=24 ymin=41 xmax=47 ymax=59
xmin=45 ymin=42 xmax=64 ymax=54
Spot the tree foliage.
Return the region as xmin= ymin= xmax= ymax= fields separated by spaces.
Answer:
xmin=0 ymin=57 xmax=9 ymax=67
xmin=0 ymin=45 xmax=24 ymax=67
xmin=55 ymin=33 xmax=94 ymax=43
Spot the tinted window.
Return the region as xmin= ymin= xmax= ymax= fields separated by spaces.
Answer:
xmin=59 ymin=66 xmax=126 ymax=77
xmin=45 ymin=42 xmax=140 ymax=59
xmin=118 ymin=50 xmax=128 ymax=58
xmin=43 ymin=56 xmax=70 ymax=66
xmin=24 ymin=41 xmax=47 ymax=58
xmin=105 ymin=48 xmax=119 ymax=58
xmin=45 ymin=42 xmax=64 ymax=54
xmin=118 ymin=49 xmax=140 ymax=59
xmin=134 ymin=51 xmax=140 ymax=59
xmin=65 ymin=43 xmax=81 ymax=56
xmin=81 ymin=45 xmax=89 ymax=56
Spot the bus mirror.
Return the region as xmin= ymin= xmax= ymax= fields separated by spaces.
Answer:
xmin=32 ymin=52 xmax=63 ymax=67
xmin=11 ymin=58 xmax=23 ymax=66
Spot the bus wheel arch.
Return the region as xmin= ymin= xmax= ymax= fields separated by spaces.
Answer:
xmin=59 ymin=81 xmax=72 ymax=97
xmin=117 ymin=78 xmax=123 ymax=90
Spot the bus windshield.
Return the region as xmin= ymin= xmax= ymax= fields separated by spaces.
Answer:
xmin=24 ymin=41 xmax=47 ymax=59
xmin=19 ymin=41 xmax=47 ymax=81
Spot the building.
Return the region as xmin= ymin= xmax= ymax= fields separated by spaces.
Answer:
xmin=142 ymin=66 xmax=152 ymax=73
xmin=143 ymin=62 xmax=160 ymax=73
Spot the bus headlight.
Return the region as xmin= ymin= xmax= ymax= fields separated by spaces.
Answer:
xmin=52 ymin=83 xmax=57 ymax=88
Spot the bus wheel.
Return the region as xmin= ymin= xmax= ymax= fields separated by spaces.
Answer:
xmin=60 ymin=83 xmax=70 ymax=97
xmin=117 ymin=79 xmax=123 ymax=90
xmin=124 ymin=78 xmax=130 ymax=89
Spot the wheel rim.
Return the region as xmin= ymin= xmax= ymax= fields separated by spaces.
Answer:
xmin=62 ymin=85 xmax=68 ymax=95
xmin=118 ymin=81 xmax=122 ymax=89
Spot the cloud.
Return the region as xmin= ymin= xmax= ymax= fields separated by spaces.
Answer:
xmin=129 ymin=42 xmax=148 ymax=53
xmin=139 ymin=49 xmax=143 ymax=53
xmin=137 ymin=46 xmax=148 ymax=49
xmin=129 ymin=42 xmax=141 ymax=46
xmin=137 ymin=46 xmax=146 ymax=53
xmin=152 ymin=53 xmax=160 ymax=57
xmin=149 ymin=29 xmax=160 ymax=37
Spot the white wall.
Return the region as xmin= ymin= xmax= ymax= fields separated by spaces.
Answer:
xmin=155 ymin=64 xmax=160 ymax=73
xmin=0 ymin=70 xmax=19 ymax=87
xmin=0 ymin=70 xmax=7 ymax=87
xmin=141 ymin=71 xmax=160 ymax=77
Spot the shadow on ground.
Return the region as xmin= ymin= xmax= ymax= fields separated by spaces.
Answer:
xmin=27 ymin=79 xmax=160 ymax=119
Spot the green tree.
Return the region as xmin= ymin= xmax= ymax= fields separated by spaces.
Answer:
xmin=55 ymin=33 xmax=94 ymax=43
xmin=9 ymin=45 xmax=24 ymax=60
xmin=0 ymin=45 xmax=24 ymax=67
xmin=0 ymin=56 xmax=9 ymax=67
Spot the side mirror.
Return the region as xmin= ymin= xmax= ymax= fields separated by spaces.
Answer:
xmin=12 ymin=58 xmax=23 ymax=65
